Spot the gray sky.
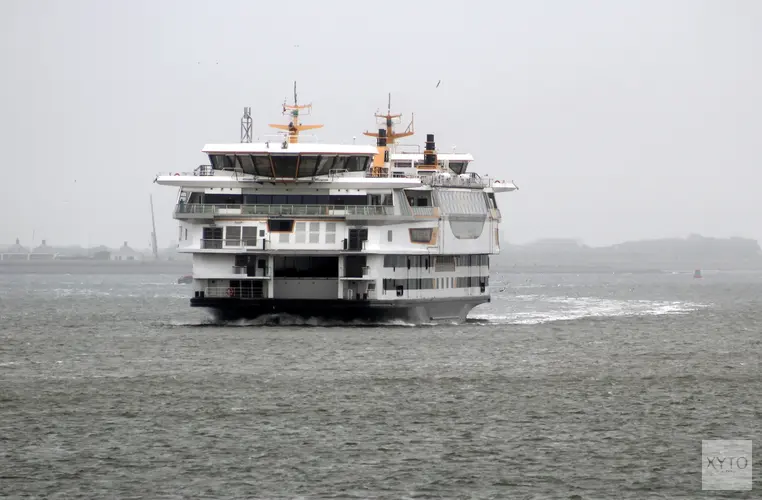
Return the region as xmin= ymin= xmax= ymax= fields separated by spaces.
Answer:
xmin=2 ymin=0 xmax=760 ymax=248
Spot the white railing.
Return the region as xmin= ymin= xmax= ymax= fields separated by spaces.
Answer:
xmin=410 ymin=206 xmax=439 ymax=216
xmin=205 ymin=286 xmax=267 ymax=299
xmin=200 ymin=239 xmax=260 ymax=249
xmin=177 ymin=204 xmax=395 ymax=218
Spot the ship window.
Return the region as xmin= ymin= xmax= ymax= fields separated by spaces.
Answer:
xmin=209 ymin=154 xmax=233 ymax=170
xmin=295 ymin=222 xmax=306 ymax=243
xmin=332 ymin=156 xmax=348 ymax=172
xmin=325 ymin=222 xmax=336 ymax=244
xmin=435 ymin=255 xmax=455 ymax=272
xmin=409 ymin=228 xmax=433 ymax=243
xmin=237 ymin=155 xmax=255 ymax=174
xmin=268 ymin=219 xmax=294 ymax=232
xmin=225 ymin=226 xmax=241 ymax=246
xmin=225 ymin=155 xmax=237 ymax=170
xmin=448 ymin=161 xmax=468 ymax=175
xmin=387 ymin=230 xmax=393 ymax=242
xmin=394 ymin=161 xmax=412 ymax=169
xmin=271 ymin=195 xmax=287 ymax=205
xmin=242 ymin=227 xmax=257 ymax=246
xmin=315 ymin=155 xmax=336 ymax=176
xmin=346 ymin=156 xmax=371 ymax=172
xmin=309 ymin=222 xmax=320 ymax=243
xmin=252 ymin=155 xmax=272 ymax=177
xmin=297 ymin=155 xmax=319 ymax=177
xmin=271 ymin=155 xmax=298 ymax=178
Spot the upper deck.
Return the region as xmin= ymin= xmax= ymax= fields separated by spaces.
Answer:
xmin=203 ymin=143 xmax=379 ymax=179
xmin=154 ymin=88 xmax=518 ymax=193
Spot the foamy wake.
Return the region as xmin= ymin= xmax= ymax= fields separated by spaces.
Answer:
xmin=470 ymin=295 xmax=709 ymax=325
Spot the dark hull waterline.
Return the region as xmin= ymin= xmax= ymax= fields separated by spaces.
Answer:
xmin=191 ymin=297 xmax=490 ymax=324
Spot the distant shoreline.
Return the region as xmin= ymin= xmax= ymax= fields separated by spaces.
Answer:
xmin=0 ymin=260 xmax=191 ymax=275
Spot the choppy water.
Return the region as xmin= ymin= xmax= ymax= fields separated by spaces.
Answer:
xmin=0 ymin=267 xmax=760 ymax=499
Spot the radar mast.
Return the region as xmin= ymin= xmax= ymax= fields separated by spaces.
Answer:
xmin=268 ymin=82 xmax=323 ymax=143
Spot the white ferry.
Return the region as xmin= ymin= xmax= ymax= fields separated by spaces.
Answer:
xmin=154 ymin=88 xmax=517 ymax=323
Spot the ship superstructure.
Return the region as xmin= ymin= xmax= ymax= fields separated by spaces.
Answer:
xmin=154 ymin=88 xmax=517 ymax=323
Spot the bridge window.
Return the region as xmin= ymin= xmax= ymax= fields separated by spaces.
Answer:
xmin=252 ymin=156 xmax=271 ymax=176
xmin=346 ymin=156 xmax=370 ymax=172
xmin=209 ymin=153 xmax=371 ymax=178
xmin=270 ymin=155 xmax=298 ymax=178
xmin=448 ymin=161 xmax=468 ymax=175
xmin=315 ymin=156 xmax=336 ymax=176
xmin=298 ymin=156 xmax=318 ymax=177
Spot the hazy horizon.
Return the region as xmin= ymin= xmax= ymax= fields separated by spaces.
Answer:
xmin=2 ymin=0 xmax=760 ymax=248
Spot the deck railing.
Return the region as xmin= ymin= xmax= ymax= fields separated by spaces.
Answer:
xmin=176 ymin=203 xmax=395 ymax=218
xmin=410 ymin=206 xmax=439 ymax=217
xmin=205 ymin=286 xmax=266 ymax=299
xmin=200 ymin=239 xmax=262 ymax=249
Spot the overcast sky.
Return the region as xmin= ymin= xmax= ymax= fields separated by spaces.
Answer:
xmin=1 ymin=0 xmax=760 ymax=248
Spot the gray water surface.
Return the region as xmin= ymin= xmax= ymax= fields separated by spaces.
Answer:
xmin=1 ymin=269 xmax=759 ymax=498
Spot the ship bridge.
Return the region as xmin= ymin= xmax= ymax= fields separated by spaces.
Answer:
xmin=203 ymin=143 xmax=378 ymax=179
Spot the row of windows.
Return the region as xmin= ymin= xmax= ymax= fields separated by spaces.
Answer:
xmin=295 ymin=221 xmax=336 ymax=244
xmin=390 ymin=160 xmax=468 ymax=175
xmin=382 ymin=276 xmax=489 ymax=291
xmin=200 ymin=194 xmax=392 ymax=207
xmin=383 ymin=254 xmax=489 ymax=269
xmin=208 ymin=154 xmax=371 ymax=178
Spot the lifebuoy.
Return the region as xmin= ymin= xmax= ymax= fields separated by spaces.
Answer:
xmin=226 ymin=287 xmax=235 ymax=297
xmin=174 ymin=173 xmax=180 ymax=176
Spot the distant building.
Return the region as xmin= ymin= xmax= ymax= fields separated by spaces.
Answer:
xmin=8 ymin=238 xmax=28 ymax=253
xmin=111 ymin=241 xmax=143 ymax=261
xmin=0 ymin=238 xmax=31 ymax=261
xmin=30 ymin=239 xmax=56 ymax=260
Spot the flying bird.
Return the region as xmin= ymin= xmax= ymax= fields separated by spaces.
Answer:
xmin=436 ymin=80 xmax=441 ymax=88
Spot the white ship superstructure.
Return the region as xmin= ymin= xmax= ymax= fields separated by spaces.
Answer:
xmin=154 ymin=90 xmax=517 ymax=323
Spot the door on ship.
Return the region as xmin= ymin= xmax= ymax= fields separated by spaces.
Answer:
xmin=346 ymin=228 xmax=368 ymax=251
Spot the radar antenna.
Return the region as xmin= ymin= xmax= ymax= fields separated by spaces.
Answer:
xmin=363 ymin=93 xmax=415 ymax=145
xmin=268 ymin=81 xmax=323 ymax=143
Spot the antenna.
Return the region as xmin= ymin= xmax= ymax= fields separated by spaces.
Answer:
xmin=268 ymin=81 xmax=323 ymax=144
xmin=363 ymin=92 xmax=415 ymax=145
xmin=240 ymin=107 xmax=253 ymax=143
xmin=149 ymin=195 xmax=159 ymax=260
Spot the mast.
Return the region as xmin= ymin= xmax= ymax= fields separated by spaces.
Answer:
xmin=268 ymin=82 xmax=323 ymax=143
xmin=149 ymin=195 xmax=159 ymax=260
xmin=364 ymin=93 xmax=415 ymax=176
xmin=240 ymin=106 xmax=253 ymax=143
xmin=363 ymin=93 xmax=415 ymax=145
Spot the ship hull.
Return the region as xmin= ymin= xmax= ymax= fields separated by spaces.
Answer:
xmin=191 ymin=296 xmax=490 ymax=324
